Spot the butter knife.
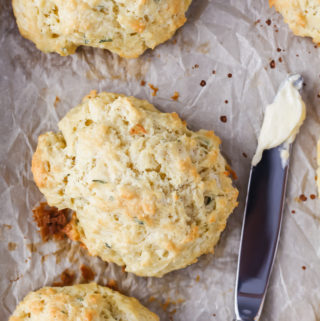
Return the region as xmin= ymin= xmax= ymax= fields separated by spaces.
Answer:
xmin=234 ymin=75 xmax=303 ymax=321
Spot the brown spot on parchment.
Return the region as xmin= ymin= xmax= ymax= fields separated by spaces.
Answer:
xmin=8 ymin=242 xmax=17 ymax=251
xmin=53 ymin=269 xmax=76 ymax=287
xmin=80 ymin=264 xmax=95 ymax=282
xmin=270 ymin=60 xmax=276 ymax=69
xmin=299 ymin=194 xmax=307 ymax=202
xmin=161 ymin=297 xmax=185 ymax=312
xmin=196 ymin=42 xmax=210 ymax=54
xmin=10 ymin=275 xmax=23 ymax=283
xmin=106 ymin=279 xmax=118 ymax=291
xmin=33 ymin=202 xmax=70 ymax=241
xmin=26 ymin=243 xmax=38 ymax=253
xmin=171 ymin=91 xmax=179 ymax=101
xmin=54 ymin=96 xmax=60 ymax=108
xmin=148 ymin=83 xmax=158 ymax=96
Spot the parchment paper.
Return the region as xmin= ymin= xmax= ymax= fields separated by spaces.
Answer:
xmin=1 ymin=0 xmax=320 ymax=320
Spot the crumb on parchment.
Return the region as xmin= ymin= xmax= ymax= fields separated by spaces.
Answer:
xmin=33 ymin=202 xmax=69 ymax=241
xmin=171 ymin=91 xmax=179 ymax=101
xmin=148 ymin=83 xmax=158 ymax=96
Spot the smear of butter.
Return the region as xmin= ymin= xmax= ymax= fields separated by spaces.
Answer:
xmin=252 ymin=74 xmax=306 ymax=166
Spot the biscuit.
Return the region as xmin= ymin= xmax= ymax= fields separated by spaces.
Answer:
xmin=12 ymin=0 xmax=192 ymax=58
xmin=9 ymin=283 xmax=159 ymax=321
xmin=270 ymin=0 xmax=320 ymax=43
xmin=32 ymin=91 xmax=238 ymax=277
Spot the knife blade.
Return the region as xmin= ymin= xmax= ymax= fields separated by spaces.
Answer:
xmin=234 ymin=75 xmax=303 ymax=321
xmin=234 ymin=146 xmax=290 ymax=321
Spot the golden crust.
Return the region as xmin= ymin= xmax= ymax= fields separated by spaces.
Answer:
xmin=12 ymin=0 xmax=192 ymax=58
xmin=31 ymin=92 xmax=238 ymax=277
xmin=270 ymin=0 xmax=320 ymax=43
xmin=9 ymin=283 xmax=159 ymax=321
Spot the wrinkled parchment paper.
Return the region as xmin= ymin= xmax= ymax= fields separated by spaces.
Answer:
xmin=1 ymin=0 xmax=320 ymax=320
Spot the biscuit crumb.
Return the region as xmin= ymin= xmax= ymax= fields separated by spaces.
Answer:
xmin=33 ymin=202 xmax=69 ymax=241
xmin=84 ymin=90 xmax=98 ymax=101
xmin=54 ymin=96 xmax=60 ymax=108
xmin=148 ymin=83 xmax=158 ymax=96
xmin=140 ymin=80 xmax=146 ymax=86
xmin=161 ymin=299 xmax=171 ymax=311
xmin=106 ymin=279 xmax=118 ymax=291
xmin=225 ymin=165 xmax=238 ymax=180
xmin=53 ymin=269 xmax=75 ymax=286
xmin=310 ymin=194 xmax=316 ymax=200
xmin=195 ymin=275 xmax=200 ymax=282
xmin=171 ymin=91 xmax=179 ymax=101
xmin=148 ymin=296 xmax=156 ymax=302
xmin=80 ymin=264 xmax=95 ymax=281
xmin=8 ymin=242 xmax=17 ymax=251
xmin=26 ymin=243 xmax=38 ymax=253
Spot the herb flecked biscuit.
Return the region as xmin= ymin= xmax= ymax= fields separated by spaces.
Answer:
xmin=270 ymin=0 xmax=320 ymax=44
xmin=12 ymin=0 xmax=191 ymax=58
xmin=32 ymin=92 xmax=238 ymax=277
xmin=9 ymin=283 xmax=159 ymax=321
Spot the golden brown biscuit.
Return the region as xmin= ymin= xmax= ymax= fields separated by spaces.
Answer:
xmin=270 ymin=0 xmax=320 ymax=43
xmin=12 ymin=0 xmax=192 ymax=58
xmin=9 ymin=283 xmax=159 ymax=321
xmin=32 ymin=92 xmax=238 ymax=277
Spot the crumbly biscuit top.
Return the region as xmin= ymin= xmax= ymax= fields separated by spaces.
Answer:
xmin=12 ymin=0 xmax=192 ymax=57
xmin=9 ymin=283 xmax=159 ymax=321
xmin=270 ymin=0 xmax=320 ymax=43
xmin=32 ymin=92 xmax=238 ymax=277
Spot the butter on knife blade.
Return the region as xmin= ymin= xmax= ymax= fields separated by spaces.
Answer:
xmin=252 ymin=74 xmax=306 ymax=167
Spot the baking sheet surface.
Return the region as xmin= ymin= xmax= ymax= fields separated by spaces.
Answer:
xmin=1 ymin=0 xmax=320 ymax=320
